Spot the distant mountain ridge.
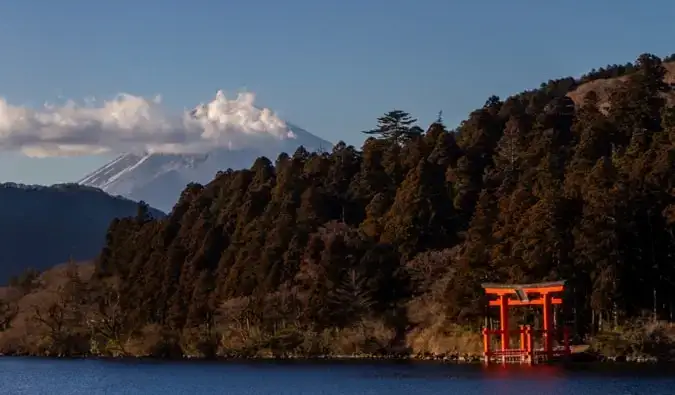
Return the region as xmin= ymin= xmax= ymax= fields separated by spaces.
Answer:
xmin=0 ymin=182 xmax=164 ymax=283
xmin=78 ymin=121 xmax=332 ymax=212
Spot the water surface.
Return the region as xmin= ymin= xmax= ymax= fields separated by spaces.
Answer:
xmin=1 ymin=358 xmax=673 ymax=394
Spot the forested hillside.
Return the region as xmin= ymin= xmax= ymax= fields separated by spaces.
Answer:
xmin=2 ymin=53 xmax=675 ymax=360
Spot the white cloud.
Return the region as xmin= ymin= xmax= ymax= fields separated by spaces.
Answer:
xmin=0 ymin=90 xmax=295 ymax=158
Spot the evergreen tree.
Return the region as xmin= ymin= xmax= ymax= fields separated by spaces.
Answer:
xmin=362 ymin=110 xmax=423 ymax=143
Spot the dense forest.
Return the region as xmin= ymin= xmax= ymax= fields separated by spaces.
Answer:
xmin=2 ymin=53 xmax=675 ymax=360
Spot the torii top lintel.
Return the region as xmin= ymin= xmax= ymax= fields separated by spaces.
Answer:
xmin=481 ymin=280 xmax=566 ymax=306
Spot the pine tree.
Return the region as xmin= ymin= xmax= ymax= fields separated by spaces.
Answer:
xmin=362 ymin=110 xmax=423 ymax=143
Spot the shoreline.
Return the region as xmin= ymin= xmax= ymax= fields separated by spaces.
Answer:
xmin=0 ymin=351 xmax=666 ymax=365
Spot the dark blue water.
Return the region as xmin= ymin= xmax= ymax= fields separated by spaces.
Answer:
xmin=1 ymin=358 xmax=674 ymax=394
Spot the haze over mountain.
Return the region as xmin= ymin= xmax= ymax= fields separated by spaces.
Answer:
xmin=0 ymin=183 xmax=164 ymax=283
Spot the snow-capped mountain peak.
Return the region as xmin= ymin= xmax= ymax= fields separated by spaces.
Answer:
xmin=78 ymin=122 xmax=331 ymax=212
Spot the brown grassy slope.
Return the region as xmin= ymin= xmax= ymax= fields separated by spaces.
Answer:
xmin=566 ymin=62 xmax=675 ymax=107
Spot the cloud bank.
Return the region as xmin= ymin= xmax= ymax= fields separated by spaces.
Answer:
xmin=0 ymin=90 xmax=296 ymax=157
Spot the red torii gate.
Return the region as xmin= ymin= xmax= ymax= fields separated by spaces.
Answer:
xmin=481 ymin=280 xmax=570 ymax=364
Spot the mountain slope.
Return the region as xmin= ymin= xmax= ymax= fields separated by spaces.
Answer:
xmin=0 ymin=183 xmax=164 ymax=283
xmin=78 ymin=122 xmax=332 ymax=212
xmin=567 ymin=61 xmax=675 ymax=106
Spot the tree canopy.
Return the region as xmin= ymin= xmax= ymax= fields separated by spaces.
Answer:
xmin=95 ymin=53 xmax=675 ymax=337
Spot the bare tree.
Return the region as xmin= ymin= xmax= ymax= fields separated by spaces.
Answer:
xmin=86 ymin=280 xmax=130 ymax=356
xmin=0 ymin=299 xmax=18 ymax=331
xmin=29 ymin=268 xmax=90 ymax=356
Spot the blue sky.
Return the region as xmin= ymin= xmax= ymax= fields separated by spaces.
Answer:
xmin=0 ymin=0 xmax=674 ymax=185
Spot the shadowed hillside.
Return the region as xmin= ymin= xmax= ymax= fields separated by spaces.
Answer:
xmin=0 ymin=183 xmax=164 ymax=283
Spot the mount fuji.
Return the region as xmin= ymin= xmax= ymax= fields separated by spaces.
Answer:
xmin=77 ymin=121 xmax=332 ymax=212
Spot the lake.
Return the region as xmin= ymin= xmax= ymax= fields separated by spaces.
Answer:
xmin=1 ymin=358 xmax=674 ymax=394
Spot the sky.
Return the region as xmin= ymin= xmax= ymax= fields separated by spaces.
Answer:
xmin=0 ymin=0 xmax=674 ymax=185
